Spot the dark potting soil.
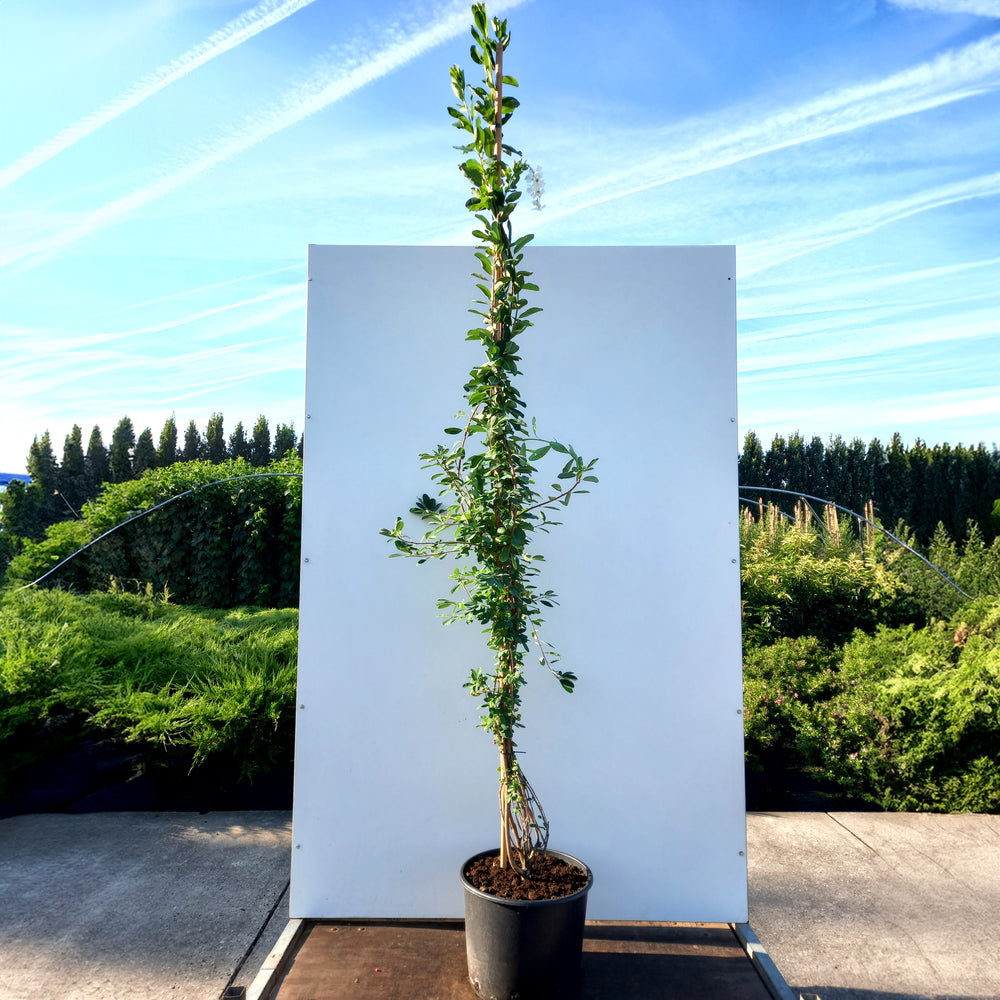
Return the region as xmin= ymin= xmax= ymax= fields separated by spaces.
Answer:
xmin=464 ymin=851 xmax=589 ymax=901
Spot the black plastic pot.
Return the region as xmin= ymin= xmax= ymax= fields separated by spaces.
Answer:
xmin=461 ymin=849 xmax=593 ymax=1000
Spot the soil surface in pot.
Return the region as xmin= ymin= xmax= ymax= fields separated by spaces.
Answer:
xmin=464 ymin=851 xmax=589 ymax=901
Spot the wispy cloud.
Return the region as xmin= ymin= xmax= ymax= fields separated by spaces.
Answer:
xmin=737 ymin=172 xmax=1000 ymax=276
xmin=0 ymin=0 xmax=527 ymax=274
xmin=99 ymin=263 xmax=303 ymax=315
xmin=535 ymin=30 xmax=1000 ymax=226
xmin=739 ymin=257 xmax=1000 ymax=320
xmin=0 ymin=0 xmax=319 ymax=191
xmin=888 ymin=0 xmax=1000 ymax=17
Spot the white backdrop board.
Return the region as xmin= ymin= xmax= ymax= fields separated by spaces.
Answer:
xmin=292 ymin=245 xmax=746 ymax=922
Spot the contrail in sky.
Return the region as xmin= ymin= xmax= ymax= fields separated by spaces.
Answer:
xmin=540 ymin=30 xmax=1000 ymax=226
xmin=0 ymin=0 xmax=319 ymax=191
xmin=1 ymin=0 xmax=527 ymax=273
xmin=738 ymin=171 xmax=1000 ymax=276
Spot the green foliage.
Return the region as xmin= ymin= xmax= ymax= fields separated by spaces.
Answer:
xmin=110 ymin=417 xmax=135 ymax=483
xmin=801 ymin=599 xmax=1000 ymax=812
xmin=739 ymin=502 xmax=900 ymax=645
xmin=381 ymin=3 xmax=595 ymax=873
xmin=73 ymin=455 xmax=302 ymax=608
xmin=4 ymin=519 xmax=94 ymax=590
xmin=739 ymin=430 xmax=1000 ymax=546
xmin=741 ymin=503 xmax=1000 ymax=811
xmin=743 ymin=636 xmax=841 ymax=770
xmin=0 ymin=587 xmax=298 ymax=796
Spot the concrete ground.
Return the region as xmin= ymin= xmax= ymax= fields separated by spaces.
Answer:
xmin=747 ymin=812 xmax=1000 ymax=1000
xmin=1 ymin=810 xmax=998 ymax=1000
xmin=0 ymin=812 xmax=292 ymax=1000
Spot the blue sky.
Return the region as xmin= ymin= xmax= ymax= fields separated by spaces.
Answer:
xmin=1 ymin=0 xmax=997 ymax=473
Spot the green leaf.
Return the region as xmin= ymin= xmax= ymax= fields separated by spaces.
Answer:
xmin=549 ymin=442 xmax=569 ymax=454
xmin=444 ymin=427 xmax=463 ymax=435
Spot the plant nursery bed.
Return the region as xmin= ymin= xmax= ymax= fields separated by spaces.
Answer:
xmin=264 ymin=920 xmax=776 ymax=1000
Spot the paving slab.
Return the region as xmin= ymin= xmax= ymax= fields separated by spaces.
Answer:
xmin=0 ymin=811 xmax=292 ymax=1000
xmin=746 ymin=812 xmax=1000 ymax=1000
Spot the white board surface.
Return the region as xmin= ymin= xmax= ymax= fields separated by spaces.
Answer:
xmin=292 ymin=245 xmax=746 ymax=922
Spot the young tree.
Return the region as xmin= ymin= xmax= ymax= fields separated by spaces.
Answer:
xmin=109 ymin=417 xmax=135 ymax=483
xmin=182 ymin=419 xmax=203 ymax=462
xmin=205 ymin=412 xmax=227 ymax=464
xmin=157 ymin=416 xmax=179 ymax=466
xmin=133 ymin=428 xmax=157 ymax=475
xmin=85 ymin=425 xmax=110 ymax=491
xmin=272 ymin=422 xmax=297 ymax=460
xmin=249 ymin=415 xmax=271 ymax=467
xmin=383 ymin=6 xmax=596 ymax=874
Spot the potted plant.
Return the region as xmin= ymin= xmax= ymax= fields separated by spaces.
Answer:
xmin=381 ymin=4 xmax=597 ymax=997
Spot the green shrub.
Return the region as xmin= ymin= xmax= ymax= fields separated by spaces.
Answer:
xmin=804 ymin=598 xmax=1000 ymax=812
xmin=2 ymin=456 xmax=303 ymax=607
xmin=3 ymin=519 xmax=94 ymax=590
xmin=743 ymin=636 xmax=841 ymax=775
xmin=740 ymin=504 xmax=900 ymax=646
xmin=0 ymin=587 xmax=298 ymax=794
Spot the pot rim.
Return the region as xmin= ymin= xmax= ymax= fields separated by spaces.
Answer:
xmin=460 ymin=848 xmax=594 ymax=907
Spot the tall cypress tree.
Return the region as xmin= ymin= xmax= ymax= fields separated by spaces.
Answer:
xmin=805 ymin=435 xmax=825 ymax=497
xmin=738 ymin=430 xmax=765 ymax=489
xmin=229 ymin=421 xmax=251 ymax=461
xmin=182 ymin=420 xmax=203 ymax=462
xmin=85 ymin=425 xmax=109 ymax=492
xmin=908 ymin=438 xmax=933 ymax=541
xmin=157 ymin=416 xmax=178 ymax=466
xmin=59 ymin=424 xmax=87 ymax=512
xmin=249 ymin=415 xmax=271 ymax=468
xmin=109 ymin=417 xmax=135 ymax=483
xmin=785 ymin=431 xmax=807 ymax=497
xmin=205 ymin=412 xmax=227 ymax=463
xmin=867 ymin=438 xmax=888 ymax=518
xmin=27 ymin=432 xmax=61 ymax=524
xmin=847 ymin=437 xmax=870 ymax=513
xmin=272 ymin=422 xmax=297 ymax=460
xmin=133 ymin=428 xmax=157 ymax=475
xmin=884 ymin=432 xmax=911 ymax=530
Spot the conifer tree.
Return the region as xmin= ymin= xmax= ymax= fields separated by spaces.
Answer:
xmin=272 ymin=422 xmax=297 ymax=460
xmin=59 ymin=424 xmax=87 ymax=512
xmin=109 ymin=417 xmax=135 ymax=483
xmin=85 ymin=425 xmax=109 ymax=491
xmin=27 ymin=432 xmax=61 ymax=523
xmin=738 ymin=430 xmax=765 ymax=489
xmin=157 ymin=416 xmax=178 ymax=466
xmin=133 ymin=428 xmax=157 ymax=474
xmin=206 ymin=412 xmax=227 ymax=463
xmin=182 ymin=420 xmax=203 ymax=462
xmin=229 ymin=421 xmax=250 ymax=461
xmin=249 ymin=415 xmax=271 ymax=467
